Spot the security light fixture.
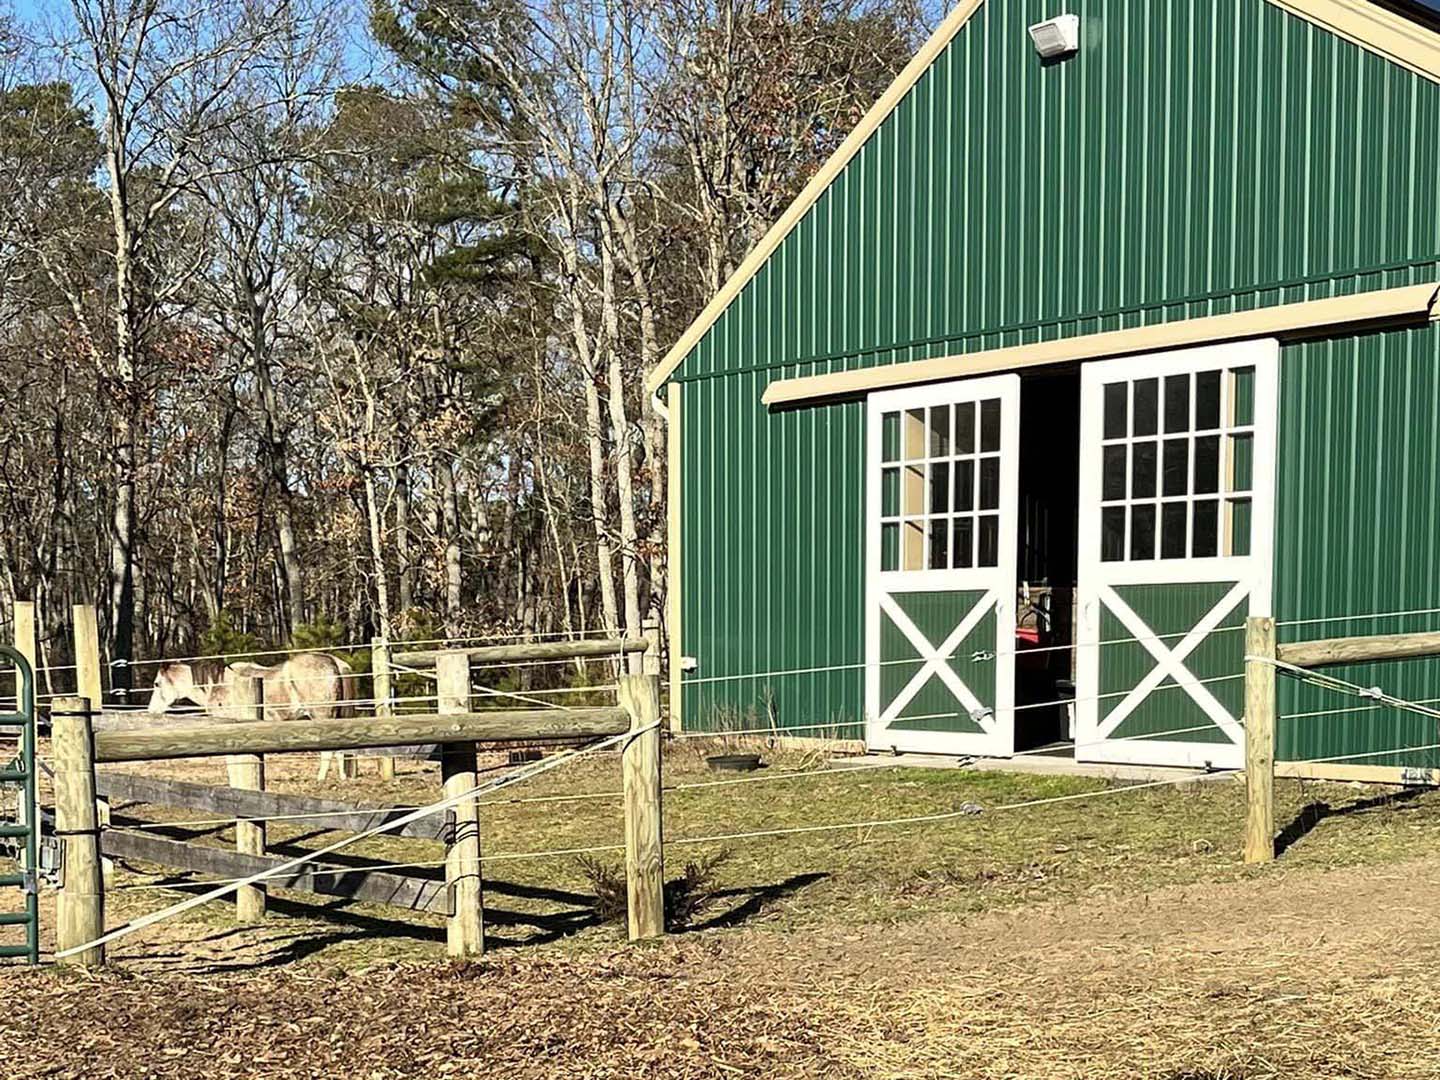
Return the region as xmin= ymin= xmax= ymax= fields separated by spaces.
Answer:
xmin=1028 ymin=13 xmax=1080 ymax=58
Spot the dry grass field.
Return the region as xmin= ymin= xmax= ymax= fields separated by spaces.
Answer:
xmin=4 ymin=739 xmax=1440 ymax=1077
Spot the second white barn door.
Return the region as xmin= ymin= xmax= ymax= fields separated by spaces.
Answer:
xmin=1074 ymin=341 xmax=1278 ymax=769
xmin=866 ymin=375 xmax=1019 ymax=757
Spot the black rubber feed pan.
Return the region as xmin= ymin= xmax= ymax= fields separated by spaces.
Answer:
xmin=706 ymin=752 xmax=764 ymax=773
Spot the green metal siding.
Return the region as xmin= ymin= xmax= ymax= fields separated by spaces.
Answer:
xmin=678 ymin=0 xmax=1440 ymax=388
xmin=1274 ymin=321 xmax=1440 ymax=770
xmin=681 ymin=374 xmax=867 ymax=737
xmin=678 ymin=0 xmax=1440 ymax=742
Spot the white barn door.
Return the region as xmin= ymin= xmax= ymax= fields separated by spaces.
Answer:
xmin=1075 ymin=341 xmax=1278 ymax=769
xmin=866 ymin=375 xmax=1019 ymax=757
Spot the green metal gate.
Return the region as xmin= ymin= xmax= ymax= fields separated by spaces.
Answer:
xmin=1 ymin=646 xmax=39 ymax=964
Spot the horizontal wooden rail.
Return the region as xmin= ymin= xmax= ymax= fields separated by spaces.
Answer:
xmin=1276 ymin=631 xmax=1440 ymax=669
xmin=93 ymin=707 xmax=631 ymax=763
xmin=102 ymin=828 xmax=448 ymax=913
xmin=391 ymin=637 xmax=648 ymax=667
xmin=95 ymin=772 xmax=449 ymax=840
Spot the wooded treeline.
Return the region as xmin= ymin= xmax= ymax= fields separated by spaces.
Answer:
xmin=0 ymin=0 xmax=921 ymax=680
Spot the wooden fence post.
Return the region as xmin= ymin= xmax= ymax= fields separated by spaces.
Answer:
xmin=618 ymin=673 xmax=664 ymax=941
xmin=228 ymin=675 xmax=267 ymax=922
xmin=13 ymin=600 xmax=36 ymax=688
xmin=52 ymin=695 xmax=105 ymax=966
xmin=436 ymin=650 xmax=483 ymax=957
xmin=73 ymin=604 xmax=103 ymax=709
xmin=1244 ymin=615 xmax=1277 ymax=864
xmin=373 ymin=637 xmax=396 ymax=781
xmin=72 ymin=604 xmax=114 ymax=881
xmin=641 ymin=617 xmax=662 ymax=677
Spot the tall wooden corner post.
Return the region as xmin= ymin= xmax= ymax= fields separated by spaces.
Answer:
xmin=52 ymin=696 xmax=105 ymax=967
xmin=228 ymin=675 xmax=267 ymax=923
xmin=1244 ymin=616 xmax=1277 ymax=864
xmin=618 ymin=672 xmax=664 ymax=941
xmin=436 ymin=650 xmax=484 ymax=957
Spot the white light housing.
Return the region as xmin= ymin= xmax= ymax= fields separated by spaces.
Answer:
xmin=1028 ymin=13 xmax=1080 ymax=58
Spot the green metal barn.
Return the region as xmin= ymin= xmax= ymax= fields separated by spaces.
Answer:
xmin=650 ymin=0 xmax=1440 ymax=782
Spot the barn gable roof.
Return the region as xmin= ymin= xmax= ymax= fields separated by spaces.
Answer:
xmin=646 ymin=0 xmax=1440 ymax=395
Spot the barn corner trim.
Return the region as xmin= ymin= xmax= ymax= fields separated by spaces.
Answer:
xmin=1265 ymin=0 xmax=1440 ymax=85
xmin=762 ymin=281 xmax=1440 ymax=406
xmin=643 ymin=0 xmax=988 ymax=397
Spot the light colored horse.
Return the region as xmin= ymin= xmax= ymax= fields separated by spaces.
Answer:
xmin=146 ymin=653 xmax=361 ymax=780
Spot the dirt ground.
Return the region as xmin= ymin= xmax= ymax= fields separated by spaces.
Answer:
xmin=5 ymin=853 xmax=1440 ymax=1079
xmin=5 ymin=747 xmax=1440 ymax=1077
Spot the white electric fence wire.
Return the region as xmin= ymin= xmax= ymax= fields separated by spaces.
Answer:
xmin=113 ymin=631 xmax=627 ymax=669
xmin=682 ymin=626 xmax=1248 ymax=687
xmin=1276 ymin=606 xmax=1440 ymax=628
xmin=100 ymin=694 xmax=444 ymax=713
xmin=110 ymin=715 xmax=1235 ymax=831
xmin=664 ymin=775 xmax=1207 ymax=850
xmin=1252 ymin=654 xmax=1440 ymax=724
xmin=468 ymin=683 xmax=571 ymax=712
xmin=1281 ymin=695 xmax=1440 ymax=723
xmin=108 ymin=772 xmax=1205 ymax=897
xmin=54 ymin=724 xmax=653 ymax=960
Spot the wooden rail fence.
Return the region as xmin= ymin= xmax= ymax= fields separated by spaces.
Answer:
xmin=1244 ymin=618 xmax=1440 ymax=864
xmin=49 ymin=638 xmax=664 ymax=968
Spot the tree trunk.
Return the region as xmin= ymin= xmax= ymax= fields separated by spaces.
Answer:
xmin=437 ymin=455 xmax=463 ymax=634
xmin=394 ymin=462 xmax=413 ymax=614
xmin=248 ymin=283 xmax=305 ymax=634
xmin=594 ymin=196 xmax=644 ymax=668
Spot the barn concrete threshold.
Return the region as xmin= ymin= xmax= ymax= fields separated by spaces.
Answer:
xmin=831 ymin=745 xmax=1234 ymax=786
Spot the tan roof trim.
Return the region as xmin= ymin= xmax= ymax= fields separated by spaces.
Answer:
xmin=643 ymin=0 xmax=986 ymax=396
xmin=762 ymin=282 xmax=1440 ymax=406
xmin=1266 ymin=0 xmax=1440 ymax=84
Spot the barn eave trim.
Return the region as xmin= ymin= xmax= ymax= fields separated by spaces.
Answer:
xmin=761 ymin=282 xmax=1440 ymax=406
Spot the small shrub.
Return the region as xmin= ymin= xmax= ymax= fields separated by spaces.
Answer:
xmin=576 ymin=855 xmax=628 ymax=924
xmin=664 ymin=851 xmax=730 ymax=930
xmin=199 ymin=611 xmax=259 ymax=662
xmin=576 ymin=849 xmax=732 ymax=931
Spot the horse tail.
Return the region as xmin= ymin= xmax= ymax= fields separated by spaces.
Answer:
xmin=332 ymin=655 xmax=356 ymax=720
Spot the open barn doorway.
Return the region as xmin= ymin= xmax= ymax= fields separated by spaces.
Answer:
xmin=1014 ymin=369 xmax=1081 ymax=753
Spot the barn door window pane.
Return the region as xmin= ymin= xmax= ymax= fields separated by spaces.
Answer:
xmin=882 ymin=412 xmax=900 ymax=462
xmin=929 ymin=406 xmax=952 ymax=456
xmin=904 ymin=409 xmax=926 ymax=460
xmin=1133 ymin=379 xmax=1159 ymax=436
xmin=1130 ymin=504 xmax=1156 ymax=560
xmin=1131 ymin=442 xmax=1157 ymax=498
xmin=1103 ymin=383 xmax=1128 ymax=439
xmin=953 ymin=517 xmax=974 ymax=568
xmin=954 ymin=402 xmax=975 ymax=453
xmin=881 ymin=524 xmax=899 ymax=571
xmin=1101 ymin=507 xmax=1126 ymax=562
xmin=930 ymin=462 xmax=951 ymax=513
xmin=1164 ymin=375 xmax=1190 ymax=433
xmin=1160 ymin=503 xmax=1188 ymax=559
xmin=881 ymin=468 xmax=900 ymax=516
xmin=978 ymin=515 xmax=999 ymax=567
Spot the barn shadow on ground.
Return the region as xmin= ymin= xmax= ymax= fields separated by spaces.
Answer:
xmin=1274 ymin=787 xmax=1426 ymax=856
